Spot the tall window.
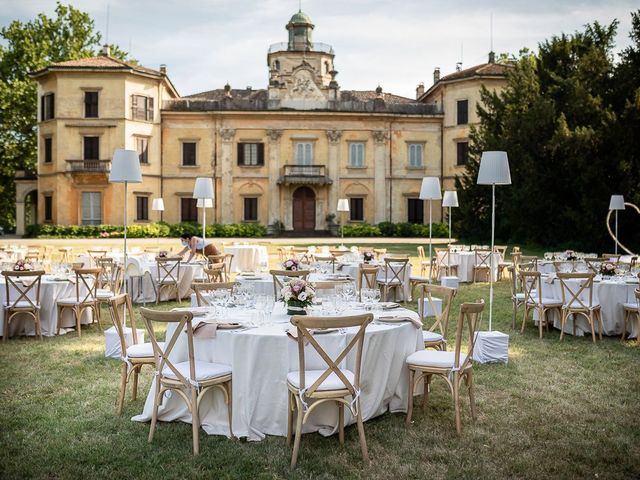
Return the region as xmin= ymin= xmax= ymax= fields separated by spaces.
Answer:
xmin=295 ymin=142 xmax=313 ymax=165
xmin=44 ymin=137 xmax=52 ymax=163
xmin=181 ymin=198 xmax=198 ymax=222
xmin=136 ymin=196 xmax=149 ymax=221
xmin=350 ymin=197 xmax=364 ymax=221
xmin=84 ymin=91 xmax=98 ymax=118
xmin=44 ymin=195 xmax=53 ymax=222
xmin=182 ymin=142 xmax=196 ymax=166
xmin=407 ymin=198 xmax=424 ymax=224
xmin=137 ymin=137 xmax=149 ymax=164
xmin=349 ymin=143 xmax=365 ymax=167
xmin=408 ymin=143 xmax=423 ymax=167
xmin=238 ymin=143 xmax=264 ymax=166
xmin=81 ymin=192 xmax=102 ymax=225
xmin=41 ymin=93 xmax=55 ymax=121
xmin=457 ymin=99 xmax=469 ymax=125
xmin=457 ymin=142 xmax=469 ymax=166
xmin=131 ymin=95 xmax=153 ymax=121
xmin=243 ymin=197 xmax=258 ymax=221
xmin=83 ymin=136 xmax=99 ymax=160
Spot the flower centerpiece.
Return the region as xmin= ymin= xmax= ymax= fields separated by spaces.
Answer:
xmin=282 ymin=258 xmax=300 ymax=271
xmin=564 ymin=250 xmax=577 ymax=261
xmin=362 ymin=252 xmax=374 ymax=263
xmin=280 ymin=278 xmax=315 ymax=315
xmin=599 ymin=262 xmax=616 ymax=276
xmin=158 ymin=250 xmax=168 ymax=258
xmin=99 ymin=230 xmax=110 ymax=238
xmin=13 ymin=259 xmax=32 ymax=271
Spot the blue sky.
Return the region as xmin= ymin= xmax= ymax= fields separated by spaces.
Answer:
xmin=1 ymin=0 xmax=637 ymax=98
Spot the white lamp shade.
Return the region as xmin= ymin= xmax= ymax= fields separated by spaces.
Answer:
xmin=337 ymin=198 xmax=350 ymax=212
xmin=109 ymin=149 xmax=142 ymax=183
xmin=193 ymin=177 xmax=214 ymax=199
xmin=477 ymin=151 xmax=511 ymax=185
xmin=609 ymin=195 xmax=625 ymax=210
xmin=197 ymin=198 xmax=213 ymax=208
xmin=151 ymin=198 xmax=165 ymax=211
xmin=419 ymin=177 xmax=442 ymax=200
xmin=442 ymin=190 xmax=459 ymax=207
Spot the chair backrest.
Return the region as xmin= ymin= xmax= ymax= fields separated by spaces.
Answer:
xmin=2 ymin=270 xmax=45 ymax=310
xmin=435 ymin=248 xmax=453 ymax=271
xmin=552 ymin=261 xmax=575 ymax=274
xmin=107 ymin=293 xmax=139 ymax=353
xmin=520 ymin=271 xmax=543 ymax=305
xmin=601 ymin=253 xmax=621 ymax=262
xmin=192 ymin=282 xmax=236 ymax=306
xmin=290 ymin=313 xmax=373 ymax=397
xmin=494 ymin=245 xmax=507 ymax=257
xmin=474 ymin=250 xmax=492 ymax=269
xmin=73 ymin=268 xmax=101 ymax=304
xmin=511 ymin=246 xmax=521 ymax=253
xmin=418 ymin=283 xmax=457 ymax=337
xmin=511 ymin=252 xmax=522 ymax=268
xmin=87 ymin=249 xmax=108 ymax=266
xmin=357 ymin=264 xmax=379 ymax=301
xmin=96 ymin=257 xmax=115 ymax=288
xmin=452 ymin=300 xmax=485 ymax=371
xmin=372 ymin=248 xmax=387 ymax=260
xmin=557 ymin=273 xmax=596 ymax=310
xmin=507 ymin=266 xmax=519 ymax=297
xmin=24 ymin=253 xmax=40 ymax=263
xmin=292 ymin=247 xmax=311 ymax=263
xmin=381 ymin=257 xmax=409 ymax=284
xmin=270 ymin=269 xmax=311 ymax=300
xmin=204 ymin=263 xmax=225 ymax=283
xmin=519 ymin=256 xmax=538 ymax=271
xmin=417 ymin=246 xmax=426 ymax=261
xmin=156 ymin=256 xmax=181 ymax=284
xmin=139 ymin=308 xmax=197 ymax=387
xmin=585 ymin=258 xmax=603 ymax=274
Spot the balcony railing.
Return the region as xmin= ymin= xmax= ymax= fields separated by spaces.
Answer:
xmin=278 ymin=164 xmax=332 ymax=185
xmin=268 ymin=42 xmax=334 ymax=54
xmin=66 ymin=159 xmax=111 ymax=173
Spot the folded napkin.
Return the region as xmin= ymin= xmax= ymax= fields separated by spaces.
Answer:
xmin=375 ymin=315 xmax=422 ymax=329
xmin=381 ymin=302 xmax=401 ymax=310
xmin=286 ymin=327 xmax=339 ymax=344
xmin=193 ymin=320 xmax=242 ymax=338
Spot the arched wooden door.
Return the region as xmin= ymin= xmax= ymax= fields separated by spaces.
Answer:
xmin=292 ymin=187 xmax=316 ymax=232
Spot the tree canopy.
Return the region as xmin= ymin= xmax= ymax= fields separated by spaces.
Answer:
xmin=456 ymin=11 xmax=640 ymax=252
xmin=0 ymin=2 xmax=128 ymax=231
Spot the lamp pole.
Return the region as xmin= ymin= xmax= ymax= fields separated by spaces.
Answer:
xmin=420 ymin=177 xmax=442 ymax=282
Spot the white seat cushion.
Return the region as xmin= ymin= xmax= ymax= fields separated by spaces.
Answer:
xmin=623 ymin=302 xmax=639 ymax=310
xmin=162 ymin=360 xmax=231 ymax=382
xmin=377 ymin=279 xmax=403 ymax=285
xmin=4 ymin=300 xmax=39 ymax=309
xmin=126 ymin=342 xmax=163 ymax=358
xmin=565 ymin=301 xmax=600 ymax=309
xmin=96 ymin=289 xmax=115 ymax=299
xmin=287 ymin=369 xmax=355 ymax=391
xmin=422 ymin=330 xmax=444 ymax=343
xmin=57 ymin=297 xmax=93 ymax=306
xmin=406 ymin=349 xmax=468 ymax=369
xmin=409 ymin=275 xmax=430 ymax=282
xmin=527 ymin=297 xmax=562 ymax=306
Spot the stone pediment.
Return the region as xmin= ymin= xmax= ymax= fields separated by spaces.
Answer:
xmin=280 ymin=67 xmax=328 ymax=109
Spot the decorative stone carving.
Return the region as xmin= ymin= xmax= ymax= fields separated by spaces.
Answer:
xmin=326 ymin=129 xmax=343 ymax=143
xmin=219 ymin=128 xmax=236 ymax=142
xmin=372 ymin=130 xmax=389 ymax=144
xmin=266 ymin=129 xmax=283 ymax=142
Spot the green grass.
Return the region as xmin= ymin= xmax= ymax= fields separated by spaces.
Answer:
xmin=1 ymin=247 xmax=639 ymax=479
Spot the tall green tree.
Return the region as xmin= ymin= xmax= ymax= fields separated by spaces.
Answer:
xmin=456 ymin=14 xmax=640 ymax=252
xmin=0 ymin=2 xmax=128 ymax=231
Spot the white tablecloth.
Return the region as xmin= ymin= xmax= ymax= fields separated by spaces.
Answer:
xmin=0 ymin=275 xmax=92 ymax=337
xmin=438 ymin=252 xmax=502 ymax=282
xmin=133 ymin=304 xmax=423 ymax=440
xmin=224 ymin=245 xmax=269 ymax=273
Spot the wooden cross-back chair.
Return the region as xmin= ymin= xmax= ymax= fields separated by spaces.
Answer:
xmin=58 ymin=247 xmax=73 ymax=263
xmin=416 ymin=246 xmax=434 ymax=278
xmin=292 ymin=247 xmax=312 ymax=264
xmin=2 ymin=270 xmax=45 ymax=341
xmin=557 ymin=273 xmax=603 ymax=342
xmin=287 ymin=313 xmax=373 ymax=469
xmin=584 ymin=258 xmax=603 ymax=274
xmin=203 ymin=263 xmax=226 ymax=283
xmin=601 ymin=253 xmax=621 ymax=263
xmin=417 ymin=284 xmax=457 ymax=350
xmin=56 ymin=267 xmax=101 ymax=337
xmin=494 ymin=245 xmax=510 ymax=281
xmin=140 ymin=307 xmax=233 ymax=455
xmin=154 ymin=256 xmax=182 ymax=304
xmin=87 ymin=249 xmax=109 ymax=266
xmin=472 ymin=250 xmax=492 ymax=283
xmin=207 ymin=254 xmax=233 ymax=279
xmin=96 ymin=264 xmax=125 ymax=317
xmin=372 ymin=248 xmax=387 ymax=260
xmin=621 ymin=287 xmax=640 ymax=342
xmin=192 ymin=282 xmax=236 ymax=306
xmin=269 ymin=269 xmax=310 ymax=302
xmin=377 ymin=257 xmax=409 ymax=302
xmin=520 ymin=271 xmax=563 ymax=338
xmin=24 ymin=252 xmax=40 ymax=264
xmin=96 ymin=257 xmax=116 ymax=288
xmin=507 ymin=266 xmax=526 ymax=330
xmin=107 ymin=293 xmax=156 ymax=415
xmin=435 ymin=248 xmax=459 ymax=280
xmin=406 ymin=300 xmax=485 ymax=434
xmin=357 ymin=265 xmax=379 ymax=301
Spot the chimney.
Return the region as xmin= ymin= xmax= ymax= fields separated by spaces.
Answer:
xmin=100 ymin=44 xmax=111 ymax=57
xmin=159 ymin=64 xmax=167 ymax=74
xmin=488 ymin=51 xmax=495 ymax=64
xmin=456 ymin=62 xmax=462 ymax=72
xmin=416 ymin=82 xmax=425 ymax=99
xmin=433 ymin=67 xmax=440 ymax=84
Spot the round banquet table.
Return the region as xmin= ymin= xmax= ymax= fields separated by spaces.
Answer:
xmin=223 ymin=245 xmax=269 ymax=273
xmin=536 ymin=275 xmax=639 ymax=338
xmin=133 ymin=303 xmax=423 ymax=441
xmin=437 ymin=251 xmax=502 ymax=282
xmin=0 ymin=274 xmax=92 ymax=337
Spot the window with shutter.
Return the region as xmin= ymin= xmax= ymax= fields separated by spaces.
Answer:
xmin=44 ymin=137 xmax=52 ymax=163
xmin=349 ymin=143 xmax=365 ymax=167
xmin=238 ymin=143 xmax=264 ymax=166
xmin=457 ymin=99 xmax=469 ymax=125
xmin=349 ymin=198 xmax=364 ymax=221
xmin=131 ymin=95 xmax=153 ymax=121
xmin=243 ymin=197 xmax=258 ymax=221
xmin=137 ymin=137 xmax=149 ymax=164
xmin=182 ymin=142 xmax=197 ymax=166
xmin=81 ymin=192 xmax=102 ymax=225
xmin=408 ymin=143 xmax=424 ymax=167
xmin=457 ymin=142 xmax=469 ymax=166
xmin=295 ymin=142 xmax=313 ymax=165
xmin=407 ymin=198 xmax=424 ymax=224
xmin=41 ymin=93 xmax=55 ymax=120
xmin=44 ymin=195 xmax=53 ymax=222
xmin=136 ymin=196 xmax=149 ymax=220
xmin=84 ymin=91 xmax=98 ymax=118
xmin=181 ymin=198 xmax=198 ymax=222
xmin=83 ymin=136 xmax=99 ymax=160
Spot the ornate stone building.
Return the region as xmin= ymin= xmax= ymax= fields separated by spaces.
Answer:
xmin=22 ymin=11 xmax=510 ymax=235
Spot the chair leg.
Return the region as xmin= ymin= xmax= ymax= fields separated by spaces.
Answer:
xmin=117 ymin=363 xmax=128 ymax=415
xmin=226 ymin=381 xmax=234 ymax=439
xmin=597 ymin=311 xmax=603 ymax=341
xmin=148 ymin=380 xmax=161 ymax=443
xmin=338 ymin=402 xmax=344 ymax=445
xmin=75 ymin=306 xmax=82 ymax=338
xmin=453 ymin=373 xmax=462 ymax=435
xmin=422 ymin=374 xmax=431 ymax=411
xmin=406 ymin=368 xmax=415 ymax=426
xmin=191 ymin=386 xmax=200 ymax=455
xmin=3 ymin=315 xmax=8 ymax=342
xmin=467 ymin=369 xmax=477 ymax=421
xmin=131 ymin=367 xmax=139 ymax=401
xmin=538 ymin=308 xmax=544 ymax=339
xmin=355 ymin=399 xmax=369 ymax=462
xmin=290 ymin=398 xmax=304 ymax=469
xmin=589 ymin=312 xmax=596 ymax=343
xmin=559 ymin=311 xmax=566 ymax=341
xmin=520 ymin=306 xmax=528 ymax=333
xmin=286 ymin=391 xmax=294 ymax=447
xmin=621 ymin=311 xmax=628 ymax=341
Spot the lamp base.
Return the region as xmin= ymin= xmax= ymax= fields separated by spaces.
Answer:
xmin=472 ymin=330 xmax=509 ymax=364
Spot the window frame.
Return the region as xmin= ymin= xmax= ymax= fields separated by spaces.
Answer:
xmin=407 ymin=143 xmax=424 ymax=168
xmin=181 ymin=141 xmax=197 ymax=167
xmin=456 ymin=141 xmax=469 ymax=166
xmin=41 ymin=93 xmax=55 ymax=121
xmin=83 ymin=136 xmax=100 ymax=160
xmin=43 ymin=194 xmax=53 ymax=223
xmin=43 ymin=136 xmax=53 ymax=163
xmin=180 ymin=197 xmax=198 ymax=223
xmin=136 ymin=195 xmax=149 ymax=221
xmin=348 ymin=142 xmax=366 ymax=168
xmin=81 ymin=191 xmax=102 ymax=225
xmin=294 ymin=142 xmax=313 ymax=165
xmin=237 ymin=142 xmax=265 ymax=167
xmin=407 ymin=198 xmax=425 ymax=224
xmin=243 ymin=197 xmax=259 ymax=222
xmin=131 ymin=94 xmax=154 ymax=122
xmin=136 ymin=136 xmax=149 ymax=164
xmin=457 ymin=99 xmax=469 ymax=125
xmin=84 ymin=91 xmax=99 ymax=118
xmin=349 ymin=197 xmax=364 ymax=222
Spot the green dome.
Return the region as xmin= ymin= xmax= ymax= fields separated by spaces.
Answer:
xmin=289 ymin=10 xmax=312 ymax=24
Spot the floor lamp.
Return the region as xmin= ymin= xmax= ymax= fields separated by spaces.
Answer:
xmin=420 ymin=177 xmax=442 ymax=282
xmin=337 ymin=198 xmax=350 ymax=247
xmin=477 ymin=151 xmax=511 ymax=331
xmin=608 ymin=195 xmax=625 ymax=255
xmin=193 ymin=178 xmax=214 ymax=243
xmin=151 ymin=198 xmax=164 ymax=248
xmin=442 ymin=190 xmax=459 ymax=274
xmin=109 ymin=149 xmax=142 ymax=315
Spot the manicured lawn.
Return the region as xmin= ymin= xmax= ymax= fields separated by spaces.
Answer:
xmin=1 ymin=246 xmax=639 ymax=479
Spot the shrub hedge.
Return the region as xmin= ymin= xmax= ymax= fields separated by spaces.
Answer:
xmin=342 ymin=222 xmax=448 ymax=238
